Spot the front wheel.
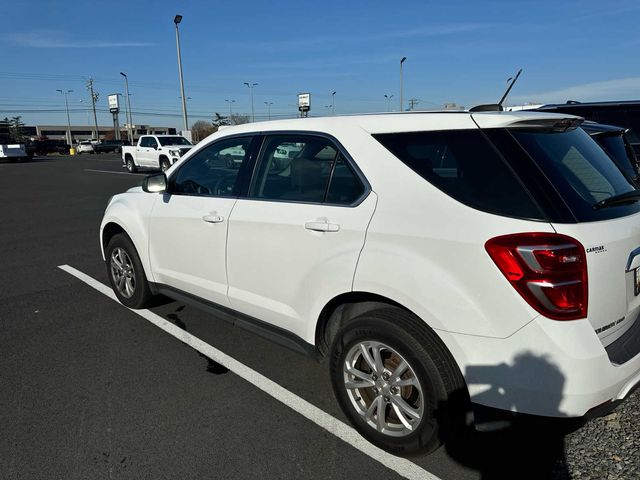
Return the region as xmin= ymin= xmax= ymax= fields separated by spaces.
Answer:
xmin=329 ymin=308 xmax=466 ymax=455
xmin=105 ymin=233 xmax=154 ymax=309
xmin=160 ymin=158 xmax=171 ymax=172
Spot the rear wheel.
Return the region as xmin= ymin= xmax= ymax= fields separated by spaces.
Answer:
xmin=105 ymin=233 xmax=153 ymax=309
xmin=126 ymin=157 xmax=137 ymax=173
xmin=329 ymin=307 xmax=466 ymax=454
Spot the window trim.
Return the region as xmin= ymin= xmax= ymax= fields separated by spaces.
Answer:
xmin=243 ymin=130 xmax=371 ymax=208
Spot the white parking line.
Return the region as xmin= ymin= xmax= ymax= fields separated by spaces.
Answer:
xmin=84 ymin=169 xmax=144 ymax=176
xmin=58 ymin=264 xmax=442 ymax=480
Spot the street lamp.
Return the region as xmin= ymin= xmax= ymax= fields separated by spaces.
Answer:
xmin=56 ymin=89 xmax=73 ymax=146
xmin=331 ymin=91 xmax=336 ymax=115
xmin=399 ymin=56 xmax=407 ymax=112
xmin=264 ymin=101 xmax=273 ymax=120
xmin=244 ymin=82 xmax=258 ymax=122
xmin=174 ymin=14 xmax=189 ymax=133
xmin=119 ymin=72 xmax=134 ymax=144
xmin=325 ymin=105 xmax=332 ymax=115
xmin=225 ymin=99 xmax=236 ymax=117
xmin=384 ymin=94 xmax=394 ymax=112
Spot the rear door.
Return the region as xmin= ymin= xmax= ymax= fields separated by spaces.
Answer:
xmin=226 ymin=133 xmax=375 ymax=341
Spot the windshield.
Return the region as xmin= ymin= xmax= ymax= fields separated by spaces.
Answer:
xmin=511 ymin=127 xmax=640 ymax=221
xmin=158 ymin=136 xmax=192 ymax=146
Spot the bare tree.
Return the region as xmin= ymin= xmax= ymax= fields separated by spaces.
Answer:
xmin=191 ymin=120 xmax=217 ymax=142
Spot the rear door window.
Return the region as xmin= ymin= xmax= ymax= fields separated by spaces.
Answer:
xmin=374 ymin=130 xmax=544 ymax=219
xmin=249 ymin=134 xmax=365 ymax=205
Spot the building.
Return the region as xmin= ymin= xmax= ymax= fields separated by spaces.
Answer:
xmin=24 ymin=124 xmax=177 ymax=143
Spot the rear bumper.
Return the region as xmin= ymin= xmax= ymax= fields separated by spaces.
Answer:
xmin=441 ymin=315 xmax=640 ymax=418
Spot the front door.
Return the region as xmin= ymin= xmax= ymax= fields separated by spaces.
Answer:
xmin=148 ymin=136 xmax=255 ymax=306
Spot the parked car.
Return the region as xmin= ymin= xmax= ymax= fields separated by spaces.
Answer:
xmin=101 ymin=111 xmax=640 ymax=454
xmin=26 ymin=138 xmax=70 ymax=156
xmin=582 ymin=121 xmax=640 ymax=184
xmin=77 ymin=141 xmax=95 ymax=154
xmin=121 ymin=135 xmax=193 ymax=172
xmin=94 ymin=139 xmax=127 ymax=154
xmin=527 ymin=100 xmax=640 ymax=157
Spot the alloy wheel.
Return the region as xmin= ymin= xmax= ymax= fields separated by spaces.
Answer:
xmin=110 ymin=247 xmax=136 ymax=298
xmin=343 ymin=340 xmax=424 ymax=437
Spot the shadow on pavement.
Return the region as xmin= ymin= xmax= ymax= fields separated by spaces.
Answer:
xmin=166 ymin=305 xmax=230 ymax=375
xmin=437 ymin=352 xmax=572 ymax=479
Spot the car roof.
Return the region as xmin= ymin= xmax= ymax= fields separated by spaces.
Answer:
xmin=212 ymin=110 xmax=580 ymax=138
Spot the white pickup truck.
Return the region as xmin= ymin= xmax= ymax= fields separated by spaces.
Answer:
xmin=121 ymin=135 xmax=193 ymax=173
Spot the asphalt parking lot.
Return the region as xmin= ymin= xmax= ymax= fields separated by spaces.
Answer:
xmin=1 ymin=153 xmax=638 ymax=479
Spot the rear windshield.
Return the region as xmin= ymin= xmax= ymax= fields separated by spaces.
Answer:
xmin=158 ymin=136 xmax=192 ymax=146
xmin=374 ymin=130 xmax=544 ymax=220
xmin=510 ymin=128 xmax=640 ymax=221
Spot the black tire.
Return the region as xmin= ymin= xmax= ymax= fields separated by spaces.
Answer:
xmin=105 ymin=233 xmax=154 ymax=309
xmin=329 ymin=307 xmax=466 ymax=455
xmin=126 ymin=157 xmax=137 ymax=173
xmin=160 ymin=157 xmax=171 ymax=172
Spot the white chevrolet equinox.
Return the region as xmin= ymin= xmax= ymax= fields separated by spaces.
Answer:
xmin=100 ymin=110 xmax=640 ymax=454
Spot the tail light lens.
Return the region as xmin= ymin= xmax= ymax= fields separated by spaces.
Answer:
xmin=485 ymin=233 xmax=588 ymax=320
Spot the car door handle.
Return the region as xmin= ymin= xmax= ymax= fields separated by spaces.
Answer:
xmin=202 ymin=214 xmax=224 ymax=223
xmin=305 ymin=220 xmax=340 ymax=232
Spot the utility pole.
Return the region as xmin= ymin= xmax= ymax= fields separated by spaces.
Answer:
xmin=399 ymin=56 xmax=407 ymax=111
xmin=244 ymin=82 xmax=258 ymax=122
xmin=384 ymin=94 xmax=394 ymax=112
xmin=174 ymin=14 xmax=189 ymax=133
xmin=225 ymin=99 xmax=236 ymax=117
xmin=120 ymin=72 xmax=134 ymax=144
xmin=264 ymin=101 xmax=273 ymax=120
xmin=86 ymin=78 xmax=99 ymax=140
xmin=56 ymin=89 xmax=73 ymax=146
xmin=408 ymin=98 xmax=420 ymax=111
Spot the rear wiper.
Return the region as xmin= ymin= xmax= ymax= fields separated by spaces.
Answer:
xmin=593 ymin=190 xmax=640 ymax=209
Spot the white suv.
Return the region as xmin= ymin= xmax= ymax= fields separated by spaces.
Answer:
xmin=100 ymin=111 xmax=640 ymax=454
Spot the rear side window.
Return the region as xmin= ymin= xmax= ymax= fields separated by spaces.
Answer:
xmin=374 ymin=130 xmax=543 ymax=219
xmin=511 ymin=128 xmax=640 ymax=221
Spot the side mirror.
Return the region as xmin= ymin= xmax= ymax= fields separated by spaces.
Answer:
xmin=142 ymin=173 xmax=168 ymax=193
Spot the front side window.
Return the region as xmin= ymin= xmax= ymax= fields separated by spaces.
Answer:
xmin=249 ymin=135 xmax=364 ymax=205
xmin=171 ymin=137 xmax=253 ymax=197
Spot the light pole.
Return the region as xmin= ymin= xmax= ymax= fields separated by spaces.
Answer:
xmin=174 ymin=14 xmax=189 ymax=133
xmin=244 ymin=82 xmax=258 ymax=122
xmin=119 ymin=72 xmax=134 ymax=144
xmin=264 ymin=101 xmax=273 ymax=120
xmin=331 ymin=91 xmax=336 ymax=115
xmin=399 ymin=56 xmax=406 ymax=112
xmin=56 ymin=89 xmax=73 ymax=146
xmin=225 ymin=99 xmax=236 ymax=117
xmin=384 ymin=94 xmax=394 ymax=112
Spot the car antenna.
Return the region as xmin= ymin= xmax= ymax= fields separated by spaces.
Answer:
xmin=498 ymin=68 xmax=523 ymax=107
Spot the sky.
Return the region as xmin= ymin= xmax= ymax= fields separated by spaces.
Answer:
xmin=1 ymin=0 xmax=640 ymax=130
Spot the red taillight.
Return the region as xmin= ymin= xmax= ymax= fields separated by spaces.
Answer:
xmin=485 ymin=233 xmax=588 ymax=320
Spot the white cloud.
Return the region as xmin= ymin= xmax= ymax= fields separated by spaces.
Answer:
xmin=512 ymin=78 xmax=640 ymax=104
xmin=6 ymin=30 xmax=156 ymax=48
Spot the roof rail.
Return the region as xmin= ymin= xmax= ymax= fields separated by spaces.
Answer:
xmin=469 ymin=104 xmax=504 ymax=112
